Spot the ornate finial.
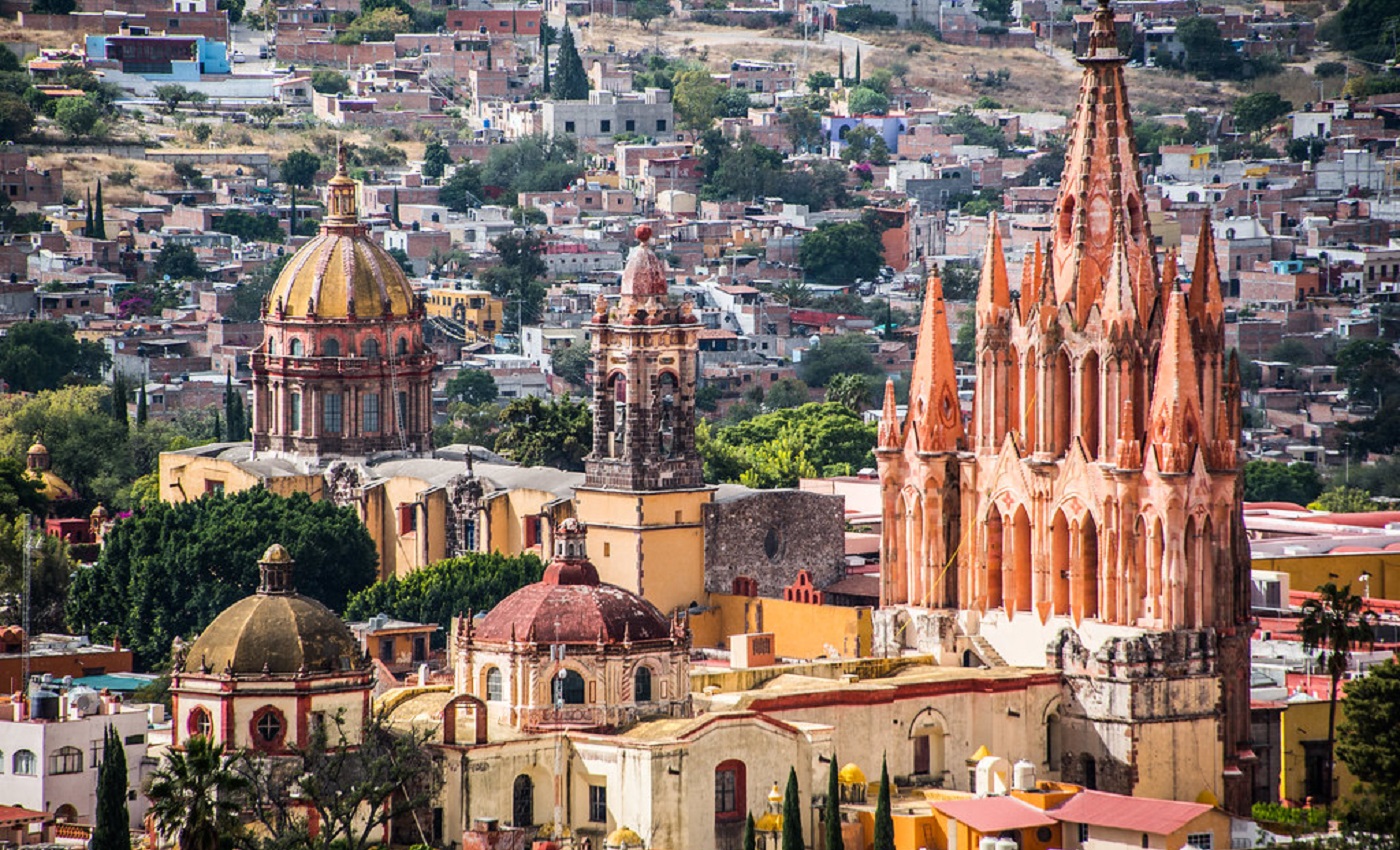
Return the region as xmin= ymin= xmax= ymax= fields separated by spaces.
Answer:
xmin=337 ymin=140 xmax=348 ymax=176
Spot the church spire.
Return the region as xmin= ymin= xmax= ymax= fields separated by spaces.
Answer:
xmin=1148 ymin=286 xmax=1202 ymax=474
xmin=976 ymin=214 xmax=1012 ymax=325
xmin=1019 ymin=240 xmax=1044 ymax=324
xmin=878 ymin=378 xmax=900 ymax=450
xmin=907 ymin=272 xmax=964 ymax=453
xmin=1189 ymin=214 xmax=1225 ymax=332
xmin=1102 ymin=220 xmax=1138 ymax=330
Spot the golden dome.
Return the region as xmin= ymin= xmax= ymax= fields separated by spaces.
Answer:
xmin=838 ymin=763 xmax=866 ymax=786
xmin=182 ymin=545 xmax=361 ymax=677
xmin=266 ymin=147 xmax=417 ymax=321
xmin=32 ymin=470 xmax=77 ymax=501
xmin=767 ymin=783 xmax=784 ymax=804
xmin=755 ymin=812 xmax=783 ymax=833
xmin=27 ymin=442 xmax=48 ymax=458
xmin=605 ymin=826 xmax=644 ymax=849
xmin=182 ymin=592 xmax=360 ymax=676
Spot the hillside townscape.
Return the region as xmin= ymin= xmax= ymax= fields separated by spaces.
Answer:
xmin=0 ymin=0 xmax=1399 ymax=848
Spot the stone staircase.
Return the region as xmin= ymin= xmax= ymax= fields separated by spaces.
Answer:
xmin=967 ymin=634 xmax=1009 ymax=668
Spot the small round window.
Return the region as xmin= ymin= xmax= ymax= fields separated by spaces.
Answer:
xmin=251 ymin=706 xmax=286 ymax=749
xmin=763 ymin=527 xmax=782 ymax=561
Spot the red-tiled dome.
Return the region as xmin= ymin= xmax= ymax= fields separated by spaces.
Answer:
xmin=619 ymin=224 xmax=669 ymax=299
xmin=474 ymin=520 xmax=673 ymax=646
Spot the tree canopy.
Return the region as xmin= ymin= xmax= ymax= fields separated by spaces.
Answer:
xmin=1232 ymin=91 xmax=1291 ymax=135
xmin=444 ymin=369 xmax=498 ymax=405
xmin=699 ymin=402 xmax=877 ymax=486
xmin=799 ymin=221 xmax=885 ymax=286
xmin=1242 ymin=460 xmax=1324 ymax=505
xmin=494 ymin=396 xmax=592 ymax=471
xmin=344 ymin=551 xmax=545 ymax=647
xmin=798 ymin=333 xmax=882 ymax=387
xmin=1337 ymin=658 xmax=1400 ymax=802
xmin=66 ymin=488 xmax=378 ymax=668
xmin=551 ymin=25 xmax=589 ymax=100
xmin=0 ymin=320 xmax=109 ymax=392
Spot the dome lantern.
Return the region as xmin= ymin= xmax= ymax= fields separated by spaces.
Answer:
xmin=258 ymin=544 xmax=295 ymax=595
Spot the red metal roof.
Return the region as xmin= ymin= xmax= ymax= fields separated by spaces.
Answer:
xmin=932 ymin=797 xmax=1056 ymax=834
xmin=1048 ymin=790 xmax=1212 ymax=834
xmin=0 ymin=806 xmax=47 ymax=826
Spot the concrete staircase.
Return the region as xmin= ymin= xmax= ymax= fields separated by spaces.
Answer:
xmin=967 ymin=634 xmax=1009 ymax=668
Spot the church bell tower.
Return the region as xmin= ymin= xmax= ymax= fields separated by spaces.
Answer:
xmin=574 ymin=225 xmax=714 ymax=615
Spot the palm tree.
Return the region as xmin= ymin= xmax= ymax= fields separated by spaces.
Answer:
xmin=1298 ymin=582 xmax=1377 ymax=816
xmin=145 ymin=736 xmax=249 ymax=850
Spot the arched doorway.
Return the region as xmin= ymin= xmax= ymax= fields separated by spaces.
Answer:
xmin=512 ymin=774 xmax=534 ymax=827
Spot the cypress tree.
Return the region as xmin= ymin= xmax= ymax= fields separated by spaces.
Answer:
xmin=92 ymin=725 xmax=130 ymax=850
xmin=391 ymin=187 xmax=401 ymax=227
xmin=824 ymin=756 xmax=841 ymax=850
xmin=873 ymin=756 xmax=894 ymax=850
xmin=110 ymin=373 xmax=128 ymax=428
xmin=551 ymin=24 xmax=588 ymax=101
xmin=782 ymin=766 xmax=805 ymax=850
xmin=85 ymin=188 xmax=93 ymax=236
xmin=94 ymin=180 xmax=106 ymax=239
xmin=542 ymin=41 xmax=550 ymax=92
xmin=486 ymin=39 xmax=494 ymax=70
xmin=854 ymin=47 xmax=862 ymax=84
xmin=838 ymin=48 xmax=845 ymax=83
xmin=744 ymin=812 xmax=757 ymax=850
xmin=136 ymin=384 xmax=148 ymax=426
xmin=212 ymin=410 xmax=222 ymax=442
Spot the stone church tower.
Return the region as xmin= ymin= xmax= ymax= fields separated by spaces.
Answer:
xmin=250 ymin=149 xmax=436 ymax=459
xmin=878 ymin=0 xmax=1253 ymax=813
xmin=574 ymin=226 xmax=715 ymax=615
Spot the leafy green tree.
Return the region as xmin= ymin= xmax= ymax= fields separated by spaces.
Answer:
xmin=214 ymin=210 xmax=284 ymax=244
xmin=0 ymin=320 xmax=109 ymax=392
xmin=93 ymin=726 xmax=131 ymax=850
xmin=978 ymin=0 xmax=1012 ymax=21
xmin=782 ymin=105 xmax=825 ymax=154
xmin=944 ymin=106 xmax=1010 ymax=154
xmin=1232 ymin=91 xmax=1291 ymax=135
xmin=551 ymin=25 xmax=589 ymax=100
xmin=782 ymin=766 xmax=804 ymax=850
xmin=310 ymin=70 xmax=350 ymax=95
xmin=227 ymin=255 xmax=289 ymax=322
xmin=800 ymin=221 xmax=884 ymax=286
xmin=135 ymin=385 xmax=147 ymax=427
xmin=1321 ymin=0 xmax=1400 ymax=63
xmin=344 ymin=551 xmax=544 ymax=646
xmin=808 ymin=70 xmax=835 ymax=90
xmin=54 ymin=95 xmax=103 ymax=139
xmin=840 ymin=125 xmax=889 ymax=164
xmin=422 ymin=140 xmax=452 ymax=180
xmin=765 ymin=377 xmax=811 ymax=410
xmin=0 ymin=44 xmax=19 ymax=73
xmin=66 ymin=488 xmax=378 ymax=668
xmin=445 ymin=369 xmax=498 ymax=405
xmin=334 ymin=7 xmax=412 ymax=44
xmin=151 ymin=243 xmax=203 ymax=281
xmin=874 ymin=756 xmax=894 ymax=850
xmin=216 ymin=0 xmax=244 ymax=24
xmin=434 ymin=401 xmax=502 ymax=450
xmin=1299 ymin=582 xmax=1377 ymax=816
xmin=1336 ymin=339 xmax=1400 ymax=406
xmin=1242 ymin=460 xmax=1324 ymax=505
xmin=551 ymin=344 xmax=590 ymax=386
xmin=703 ymin=132 xmax=784 ymax=201
xmin=0 ymin=461 xmax=46 ymax=522
xmin=701 ymin=402 xmax=877 ymax=485
xmin=798 ymin=334 xmax=882 ymax=387
xmin=1310 ymin=486 xmax=1381 ymax=514
xmin=846 ymin=86 xmax=889 ymax=116
xmin=0 ymin=93 xmax=33 ymax=142
xmin=439 ymin=161 xmax=484 ymax=211
xmin=1177 ymin=16 xmax=1241 ymax=79
xmin=482 ymin=231 xmax=547 ymax=332
xmin=825 ymin=373 xmax=873 ymax=412
xmin=494 ymin=396 xmax=592 ymax=470
xmin=629 ymin=0 xmax=668 ymax=29
xmin=247 ymin=103 xmax=283 ymax=129
xmin=481 ymin=134 xmax=580 ymax=205
xmin=146 ymin=736 xmax=249 ymax=850
xmin=673 ymin=69 xmax=726 ymax=138
xmin=0 ymin=515 xmax=71 ymax=632
xmin=1315 ymin=61 xmax=1348 ymax=78
xmin=1337 ymin=658 xmax=1400 ymax=802
xmin=153 ymin=84 xmax=196 ymax=114
xmin=281 ymin=150 xmax=322 ymax=233
xmin=824 ymin=755 xmax=841 ymax=850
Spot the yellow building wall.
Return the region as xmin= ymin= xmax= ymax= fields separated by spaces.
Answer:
xmin=1132 ymin=715 xmax=1226 ymax=806
xmin=690 ymin=595 xmax=874 ymax=661
xmin=159 ymin=452 xmax=319 ymax=503
xmin=1279 ymin=698 xmax=1359 ymax=806
xmin=425 ymin=288 xmax=504 ymax=340
xmin=1252 ymin=554 xmax=1399 ymax=601
xmin=575 ymin=487 xmax=711 ymax=616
